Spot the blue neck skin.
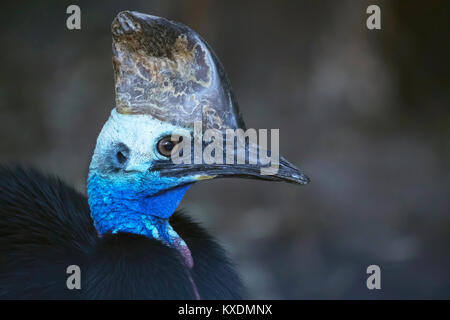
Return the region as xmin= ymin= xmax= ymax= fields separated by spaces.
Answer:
xmin=87 ymin=172 xmax=192 ymax=245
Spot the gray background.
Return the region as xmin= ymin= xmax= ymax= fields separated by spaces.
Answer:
xmin=0 ymin=0 xmax=448 ymax=298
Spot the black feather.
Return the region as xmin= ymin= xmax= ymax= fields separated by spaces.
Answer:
xmin=0 ymin=166 xmax=245 ymax=299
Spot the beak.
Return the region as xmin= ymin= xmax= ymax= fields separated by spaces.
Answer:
xmin=154 ymin=156 xmax=309 ymax=185
xmin=152 ymin=136 xmax=310 ymax=185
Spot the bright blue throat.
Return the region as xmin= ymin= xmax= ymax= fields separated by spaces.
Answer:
xmin=87 ymin=172 xmax=191 ymax=241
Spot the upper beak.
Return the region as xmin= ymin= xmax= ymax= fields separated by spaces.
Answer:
xmin=152 ymin=137 xmax=310 ymax=185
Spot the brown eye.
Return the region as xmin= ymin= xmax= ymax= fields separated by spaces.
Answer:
xmin=157 ymin=135 xmax=183 ymax=158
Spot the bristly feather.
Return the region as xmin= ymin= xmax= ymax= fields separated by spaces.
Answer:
xmin=0 ymin=166 xmax=245 ymax=299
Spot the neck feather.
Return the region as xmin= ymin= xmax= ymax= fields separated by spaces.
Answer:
xmin=87 ymin=173 xmax=194 ymax=267
xmin=87 ymin=173 xmax=190 ymax=236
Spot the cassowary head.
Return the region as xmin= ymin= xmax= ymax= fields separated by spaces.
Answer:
xmin=87 ymin=11 xmax=309 ymax=267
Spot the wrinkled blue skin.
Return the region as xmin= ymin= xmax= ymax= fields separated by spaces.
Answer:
xmin=87 ymin=170 xmax=192 ymax=246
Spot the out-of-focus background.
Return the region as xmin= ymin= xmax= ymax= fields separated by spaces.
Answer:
xmin=0 ymin=0 xmax=448 ymax=299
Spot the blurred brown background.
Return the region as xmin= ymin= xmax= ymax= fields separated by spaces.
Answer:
xmin=0 ymin=0 xmax=449 ymax=299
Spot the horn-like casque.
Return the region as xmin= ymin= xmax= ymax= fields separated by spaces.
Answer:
xmin=112 ymin=11 xmax=245 ymax=131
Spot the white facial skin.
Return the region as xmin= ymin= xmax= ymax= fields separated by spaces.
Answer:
xmin=89 ymin=109 xmax=192 ymax=174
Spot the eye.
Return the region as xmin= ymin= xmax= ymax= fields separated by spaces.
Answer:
xmin=157 ymin=135 xmax=183 ymax=158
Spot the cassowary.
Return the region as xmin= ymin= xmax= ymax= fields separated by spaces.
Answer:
xmin=0 ymin=11 xmax=309 ymax=299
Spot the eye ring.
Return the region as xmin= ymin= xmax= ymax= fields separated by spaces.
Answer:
xmin=157 ymin=135 xmax=183 ymax=158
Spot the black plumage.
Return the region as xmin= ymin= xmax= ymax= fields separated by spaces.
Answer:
xmin=0 ymin=166 xmax=244 ymax=299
